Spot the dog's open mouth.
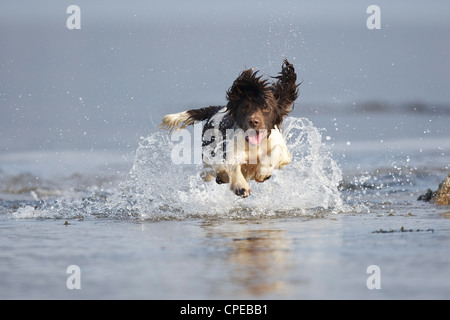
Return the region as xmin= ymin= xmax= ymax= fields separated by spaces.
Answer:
xmin=245 ymin=130 xmax=267 ymax=146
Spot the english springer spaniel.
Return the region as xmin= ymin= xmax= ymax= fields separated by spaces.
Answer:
xmin=160 ymin=59 xmax=300 ymax=197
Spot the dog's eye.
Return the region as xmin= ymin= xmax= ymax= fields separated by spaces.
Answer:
xmin=262 ymin=106 xmax=271 ymax=113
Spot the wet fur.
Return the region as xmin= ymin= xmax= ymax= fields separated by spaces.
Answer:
xmin=160 ymin=59 xmax=300 ymax=197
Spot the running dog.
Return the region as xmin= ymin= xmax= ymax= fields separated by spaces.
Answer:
xmin=160 ymin=59 xmax=299 ymax=197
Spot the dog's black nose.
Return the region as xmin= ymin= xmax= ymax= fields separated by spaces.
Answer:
xmin=247 ymin=118 xmax=260 ymax=128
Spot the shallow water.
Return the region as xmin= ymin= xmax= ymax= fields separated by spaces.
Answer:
xmin=1 ymin=113 xmax=449 ymax=299
xmin=0 ymin=201 xmax=449 ymax=299
xmin=1 ymin=1 xmax=450 ymax=300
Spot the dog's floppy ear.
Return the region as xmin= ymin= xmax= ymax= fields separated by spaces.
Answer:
xmin=272 ymin=59 xmax=300 ymax=124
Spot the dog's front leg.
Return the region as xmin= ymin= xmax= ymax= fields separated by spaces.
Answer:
xmin=255 ymin=153 xmax=276 ymax=183
xmin=229 ymin=164 xmax=252 ymax=197
xmin=255 ymin=144 xmax=291 ymax=182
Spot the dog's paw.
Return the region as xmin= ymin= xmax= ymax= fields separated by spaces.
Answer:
xmin=255 ymin=173 xmax=271 ymax=183
xmin=215 ymin=171 xmax=230 ymax=185
xmin=234 ymin=187 xmax=252 ymax=198
xmin=255 ymin=165 xmax=274 ymax=183
xmin=231 ymin=182 xmax=252 ymax=198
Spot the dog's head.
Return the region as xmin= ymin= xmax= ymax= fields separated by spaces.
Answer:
xmin=226 ymin=63 xmax=298 ymax=146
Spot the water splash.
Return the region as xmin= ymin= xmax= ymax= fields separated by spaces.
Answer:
xmin=10 ymin=117 xmax=348 ymax=221
xmin=108 ymin=116 xmax=347 ymax=220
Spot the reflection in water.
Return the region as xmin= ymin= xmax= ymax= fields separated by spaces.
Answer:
xmin=203 ymin=222 xmax=294 ymax=297
xmin=440 ymin=211 xmax=450 ymax=219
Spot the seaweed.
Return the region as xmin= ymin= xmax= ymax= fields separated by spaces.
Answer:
xmin=372 ymin=226 xmax=434 ymax=234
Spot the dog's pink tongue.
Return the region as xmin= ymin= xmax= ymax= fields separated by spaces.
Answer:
xmin=247 ymin=132 xmax=266 ymax=145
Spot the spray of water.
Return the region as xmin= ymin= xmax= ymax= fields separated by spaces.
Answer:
xmin=12 ymin=117 xmax=348 ymax=221
xmin=108 ymin=116 xmax=347 ymax=220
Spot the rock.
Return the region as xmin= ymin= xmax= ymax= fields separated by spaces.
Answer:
xmin=418 ymin=173 xmax=450 ymax=205
xmin=417 ymin=189 xmax=435 ymax=202
xmin=434 ymin=173 xmax=450 ymax=205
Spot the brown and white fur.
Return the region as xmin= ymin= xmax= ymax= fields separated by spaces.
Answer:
xmin=159 ymin=59 xmax=300 ymax=197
